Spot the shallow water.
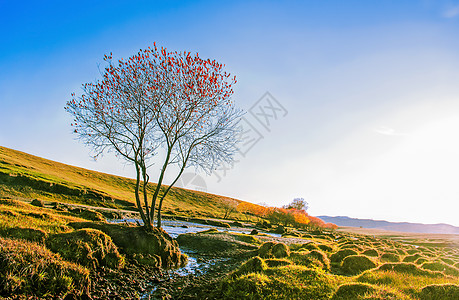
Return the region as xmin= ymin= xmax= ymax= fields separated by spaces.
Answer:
xmin=109 ymin=218 xmax=279 ymax=277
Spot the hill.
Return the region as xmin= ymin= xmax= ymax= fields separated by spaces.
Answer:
xmin=0 ymin=146 xmax=246 ymax=219
xmin=318 ymin=215 xmax=459 ymax=234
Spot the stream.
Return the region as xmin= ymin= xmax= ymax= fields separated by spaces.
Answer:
xmin=109 ymin=219 xmax=279 ymax=288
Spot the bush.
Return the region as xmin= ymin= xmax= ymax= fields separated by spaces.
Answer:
xmin=341 ymin=255 xmax=377 ymax=275
xmin=0 ymin=237 xmax=89 ymax=298
xmin=362 ymin=249 xmax=379 ymax=257
xmin=418 ymin=284 xmax=459 ymax=300
xmin=380 ymin=253 xmax=400 ymax=263
xmin=46 ymin=228 xmax=125 ymax=270
xmin=330 ymin=249 xmax=359 ymax=263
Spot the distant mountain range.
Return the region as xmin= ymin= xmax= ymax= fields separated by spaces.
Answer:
xmin=317 ymin=216 xmax=459 ymax=234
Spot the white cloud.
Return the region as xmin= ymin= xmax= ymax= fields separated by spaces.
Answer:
xmin=443 ymin=5 xmax=459 ymax=18
xmin=374 ymin=126 xmax=407 ymax=136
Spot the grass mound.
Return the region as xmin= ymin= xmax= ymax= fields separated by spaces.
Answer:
xmin=46 ymin=228 xmax=125 ymax=270
xmin=3 ymin=227 xmax=47 ymax=243
xmin=378 ymin=262 xmax=444 ymax=277
xmin=418 ymin=284 xmax=459 ymax=300
xmin=221 ymin=265 xmax=336 ymax=300
xmin=362 ymin=249 xmax=379 ymax=257
xmin=332 ymin=282 xmax=409 ymax=300
xmin=330 ymin=249 xmax=359 ymax=263
xmin=258 ymin=241 xmax=289 ymax=258
xmin=265 ymin=258 xmax=291 ymax=267
xmin=0 ymin=236 xmax=89 ymax=298
xmin=232 ymin=256 xmax=268 ymax=277
xmin=421 ymin=262 xmax=459 ymax=276
xmin=290 ymin=251 xmax=327 ymax=269
xmin=415 ymin=257 xmax=429 ymax=265
xmin=301 ymin=242 xmax=320 ymax=251
xmin=331 ymin=283 xmax=376 ymax=299
xmin=72 ymin=209 xmax=106 ymax=222
xmin=380 ymin=253 xmax=400 ymax=263
xmin=272 ymin=243 xmax=290 ymax=258
xmin=318 ymin=244 xmax=334 ymax=252
xmin=341 ymin=255 xmax=377 ymax=275
xmin=307 ymin=250 xmax=331 ymax=270
xmin=403 ymin=254 xmax=423 ymax=262
xmin=71 ymin=222 xmax=187 ymax=268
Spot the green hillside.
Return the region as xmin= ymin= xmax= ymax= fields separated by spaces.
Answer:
xmin=0 ymin=146 xmax=246 ymax=219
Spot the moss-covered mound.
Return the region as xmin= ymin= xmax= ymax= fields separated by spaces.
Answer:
xmin=341 ymin=255 xmax=377 ymax=275
xmin=176 ymin=230 xmax=257 ymax=258
xmin=46 ymin=228 xmax=125 ymax=270
xmin=418 ymin=283 xmax=459 ymax=300
xmin=0 ymin=237 xmax=89 ymax=298
xmin=70 ymin=222 xmax=187 ymax=268
xmin=330 ymin=249 xmax=359 ymax=263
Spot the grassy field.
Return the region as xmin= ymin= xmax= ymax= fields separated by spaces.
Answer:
xmin=0 ymin=146 xmax=251 ymax=220
xmin=202 ymin=226 xmax=459 ymax=299
xmin=1 ymin=145 xmax=458 ymax=299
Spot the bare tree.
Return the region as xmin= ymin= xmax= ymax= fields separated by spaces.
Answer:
xmin=66 ymin=44 xmax=243 ymax=229
xmin=283 ymin=198 xmax=308 ymax=211
xmin=221 ymin=199 xmax=238 ymax=219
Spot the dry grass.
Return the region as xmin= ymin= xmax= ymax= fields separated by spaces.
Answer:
xmin=0 ymin=146 xmax=260 ymax=220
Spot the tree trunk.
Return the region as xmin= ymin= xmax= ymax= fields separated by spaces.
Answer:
xmin=134 ymin=163 xmax=150 ymax=229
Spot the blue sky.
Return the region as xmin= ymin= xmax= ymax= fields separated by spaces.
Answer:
xmin=1 ymin=1 xmax=459 ymax=226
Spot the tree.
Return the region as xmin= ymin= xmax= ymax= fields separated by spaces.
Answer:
xmin=283 ymin=198 xmax=308 ymax=211
xmin=221 ymin=199 xmax=238 ymax=219
xmin=66 ymin=43 xmax=243 ymax=229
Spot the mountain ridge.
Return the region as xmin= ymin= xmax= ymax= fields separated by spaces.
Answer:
xmin=317 ymin=215 xmax=459 ymax=234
